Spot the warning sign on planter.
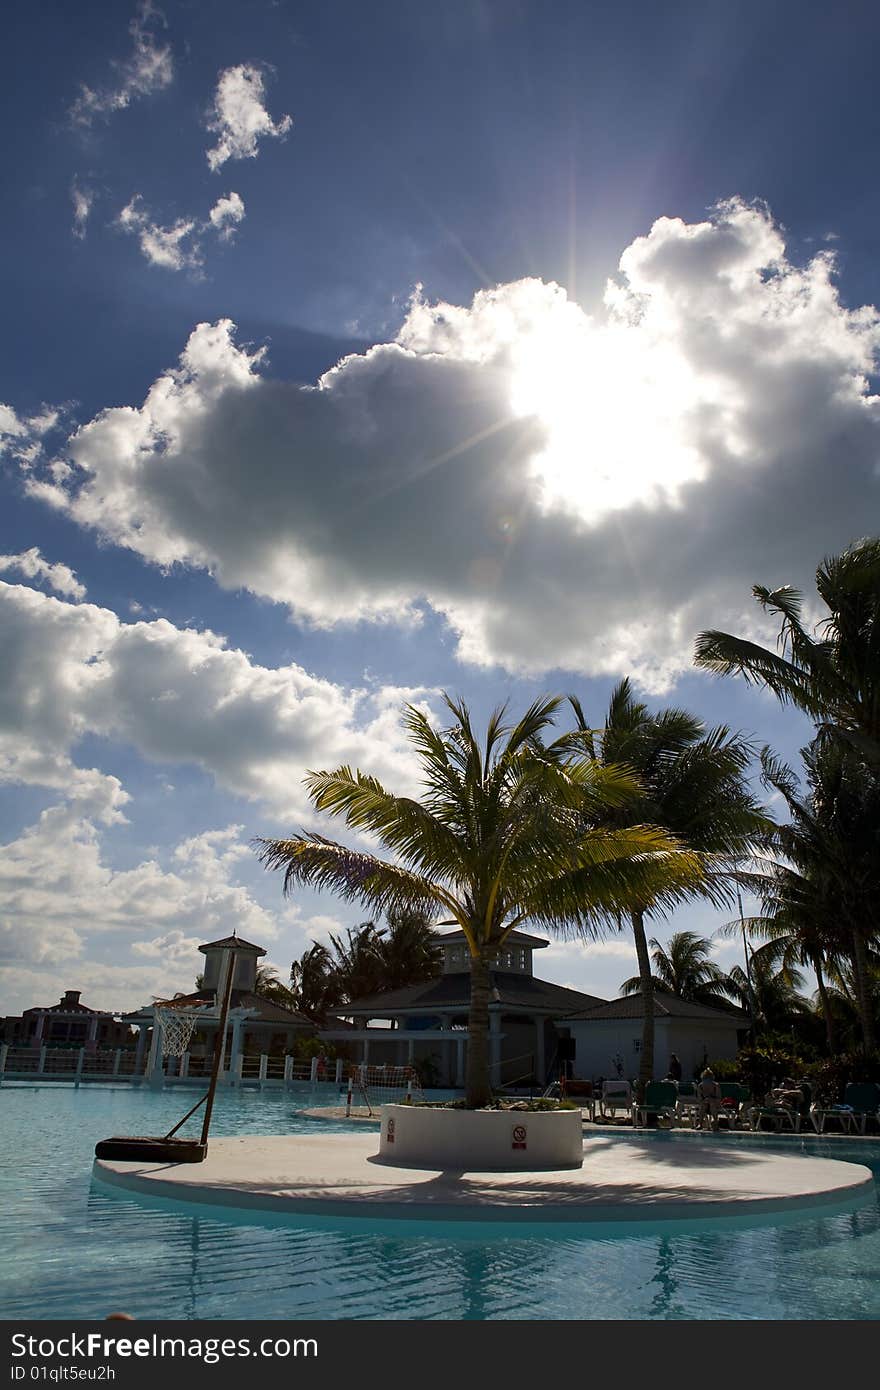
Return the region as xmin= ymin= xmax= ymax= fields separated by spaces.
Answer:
xmin=511 ymin=1124 xmax=527 ymax=1150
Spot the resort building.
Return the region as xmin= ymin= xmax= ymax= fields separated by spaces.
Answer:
xmin=318 ymin=928 xmax=605 ymax=1087
xmin=563 ymin=991 xmax=750 ymax=1083
xmin=123 ymin=933 xmax=316 ymax=1078
xmin=1 ymin=990 xmax=134 ymax=1050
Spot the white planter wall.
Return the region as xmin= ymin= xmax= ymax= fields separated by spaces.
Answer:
xmin=377 ymin=1103 xmax=583 ymax=1170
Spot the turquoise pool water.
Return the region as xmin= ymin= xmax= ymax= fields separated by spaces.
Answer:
xmin=2 ymin=1083 xmax=879 ymax=1320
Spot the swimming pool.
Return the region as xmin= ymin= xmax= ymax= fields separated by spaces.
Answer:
xmin=2 ymin=1084 xmax=879 ymax=1320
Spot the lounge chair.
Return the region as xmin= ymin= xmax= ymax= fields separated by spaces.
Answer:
xmin=633 ymin=1080 xmax=679 ymax=1128
xmin=841 ymin=1082 xmax=880 ymax=1135
xmin=717 ymin=1083 xmax=750 ymax=1129
xmin=674 ymin=1081 xmax=699 ymax=1128
xmin=748 ymin=1099 xmax=800 ymax=1132
xmin=598 ymin=1078 xmax=633 ymax=1123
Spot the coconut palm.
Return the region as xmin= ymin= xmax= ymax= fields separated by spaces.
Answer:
xmin=620 ymin=930 xmax=733 ymax=1007
xmin=256 ymin=694 xmax=704 ymax=1107
xmin=694 ymin=538 xmax=880 ymax=765
xmin=724 ymin=939 xmax=812 ymax=1033
xmin=568 ymin=681 xmax=768 ymax=1092
xmin=289 ymin=943 xmax=345 ymax=1020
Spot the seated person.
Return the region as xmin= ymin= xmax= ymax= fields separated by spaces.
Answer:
xmin=770 ymin=1077 xmax=805 ymax=1113
xmin=696 ymin=1068 xmax=721 ymax=1129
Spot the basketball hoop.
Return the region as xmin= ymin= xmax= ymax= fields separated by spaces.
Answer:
xmin=152 ymin=1000 xmax=215 ymax=1058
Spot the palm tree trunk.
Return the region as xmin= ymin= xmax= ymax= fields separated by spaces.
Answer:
xmin=466 ymin=951 xmax=492 ymax=1108
xmin=632 ymin=908 xmax=654 ymax=1101
xmin=811 ymin=954 xmax=837 ymax=1054
xmin=850 ymin=928 xmax=877 ymax=1053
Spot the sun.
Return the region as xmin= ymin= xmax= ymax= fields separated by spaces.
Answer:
xmin=507 ymin=292 xmax=707 ymax=523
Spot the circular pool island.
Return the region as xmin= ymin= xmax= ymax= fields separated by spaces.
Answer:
xmin=92 ymin=1117 xmax=873 ymax=1228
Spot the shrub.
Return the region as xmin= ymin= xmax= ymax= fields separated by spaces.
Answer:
xmin=707 ymin=1057 xmax=741 ymax=1081
xmin=805 ymin=1051 xmax=880 ymax=1106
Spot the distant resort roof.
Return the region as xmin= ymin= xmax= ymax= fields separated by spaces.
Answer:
xmin=198 ymin=935 xmax=266 ymax=956
xmin=435 ymin=928 xmax=549 ymax=949
xmin=565 ymin=991 xmax=750 ymax=1023
xmin=334 ymin=972 xmax=605 ymax=1018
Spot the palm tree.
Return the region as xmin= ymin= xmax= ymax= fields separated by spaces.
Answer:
xmin=289 ymin=942 xmax=344 ymax=1020
xmin=724 ymin=939 xmax=812 ymax=1033
xmin=569 ymin=680 xmax=767 ymax=1093
xmin=256 ymin=695 xmax=704 ymax=1107
xmin=374 ymin=907 xmax=441 ymax=991
xmin=694 ymin=538 xmax=880 ymax=765
xmin=620 ymin=930 xmax=733 ymax=1007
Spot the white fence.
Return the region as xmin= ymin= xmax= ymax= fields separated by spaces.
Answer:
xmin=0 ymin=1044 xmax=345 ymax=1089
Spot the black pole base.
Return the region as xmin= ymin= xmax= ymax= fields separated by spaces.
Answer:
xmin=95 ymin=1136 xmax=207 ymax=1163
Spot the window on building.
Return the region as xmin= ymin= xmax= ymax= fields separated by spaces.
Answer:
xmin=632 ymin=1039 xmax=641 ymax=1052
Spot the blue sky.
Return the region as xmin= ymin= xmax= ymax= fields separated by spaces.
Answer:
xmin=1 ymin=0 xmax=878 ymax=1015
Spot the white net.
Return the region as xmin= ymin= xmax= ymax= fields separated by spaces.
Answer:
xmin=153 ymin=1003 xmax=212 ymax=1058
xmin=352 ymin=1064 xmax=425 ymax=1115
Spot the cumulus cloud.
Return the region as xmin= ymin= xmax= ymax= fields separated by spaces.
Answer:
xmin=205 ymin=64 xmax=292 ymax=171
xmin=208 ymin=191 xmax=246 ymax=241
xmin=118 ymin=195 xmax=202 ymax=273
xmin=23 ymin=199 xmax=880 ymax=689
xmin=0 ymin=580 xmax=432 ymax=819
xmin=0 ymin=548 xmax=85 ymax=600
xmin=118 ymin=191 xmax=246 ymax=272
xmin=0 ymin=808 xmax=281 ymax=1014
xmin=70 ymin=2 xmax=173 ymax=127
xmin=0 ymin=403 xmax=58 ymax=466
xmin=71 ymin=179 xmax=94 ymax=239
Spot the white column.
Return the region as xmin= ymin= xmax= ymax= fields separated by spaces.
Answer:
xmin=362 ymin=1037 xmax=370 ymax=1067
xmin=38 ymin=1045 xmax=47 ymax=1075
xmin=535 ymin=1016 xmax=545 ymax=1086
xmin=147 ymin=1020 xmax=164 ymax=1088
xmin=309 ymin=1057 xmax=318 ymax=1083
xmin=489 ymin=1012 xmax=502 ymax=1088
xmin=75 ymin=1048 xmax=85 ymax=1087
xmin=456 ymin=1037 xmax=465 ymax=1088
xmin=284 ymin=1055 xmax=293 ymax=1087
xmin=33 ymin=1012 xmax=45 ymax=1043
xmin=228 ymin=1015 xmax=244 ymax=1086
xmin=113 ymin=1049 xmax=121 ymax=1076
xmin=335 ymin=1058 xmax=343 ymax=1084
xmin=259 ymin=1054 xmax=269 ymax=1085
xmin=134 ymin=1025 xmax=148 ymax=1072
xmin=0 ymin=1042 xmax=8 ymax=1081
xmin=180 ymin=1051 xmax=190 ymax=1078
xmin=87 ymin=1014 xmax=98 ymax=1044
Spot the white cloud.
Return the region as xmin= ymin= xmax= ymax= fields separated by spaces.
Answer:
xmin=71 ymin=180 xmax=94 ymax=239
xmin=23 ymin=199 xmax=880 ymax=690
xmin=117 ymin=191 xmax=246 ymax=272
xmin=208 ymin=191 xmax=246 ymax=241
xmin=0 ymin=809 xmax=280 ymax=1014
xmin=205 ymin=64 xmax=292 ymax=171
xmin=0 ymin=547 xmax=85 ymax=600
xmin=0 ymin=580 xmax=431 ymax=820
xmin=0 ymin=403 xmax=58 ymax=466
xmin=118 ymin=196 xmax=202 ymax=274
xmin=70 ymin=2 xmax=173 ymax=126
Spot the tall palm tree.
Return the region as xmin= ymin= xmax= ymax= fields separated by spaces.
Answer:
xmin=729 ymin=749 xmax=846 ymax=1052
xmin=569 ymin=681 xmax=767 ymax=1093
xmin=256 ymin=695 xmax=704 ymax=1107
xmin=374 ymin=907 xmax=441 ymax=991
xmin=620 ymin=930 xmax=733 ymax=1007
xmin=694 ymin=538 xmax=880 ymax=765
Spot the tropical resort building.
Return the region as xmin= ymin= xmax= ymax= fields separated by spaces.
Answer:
xmin=564 ymin=991 xmax=750 ymax=1082
xmin=318 ymin=928 xmax=605 ymax=1086
xmin=1 ymin=989 xmax=134 ymax=1050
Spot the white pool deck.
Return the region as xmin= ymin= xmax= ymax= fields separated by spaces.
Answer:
xmin=92 ymin=1132 xmax=873 ymax=1225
